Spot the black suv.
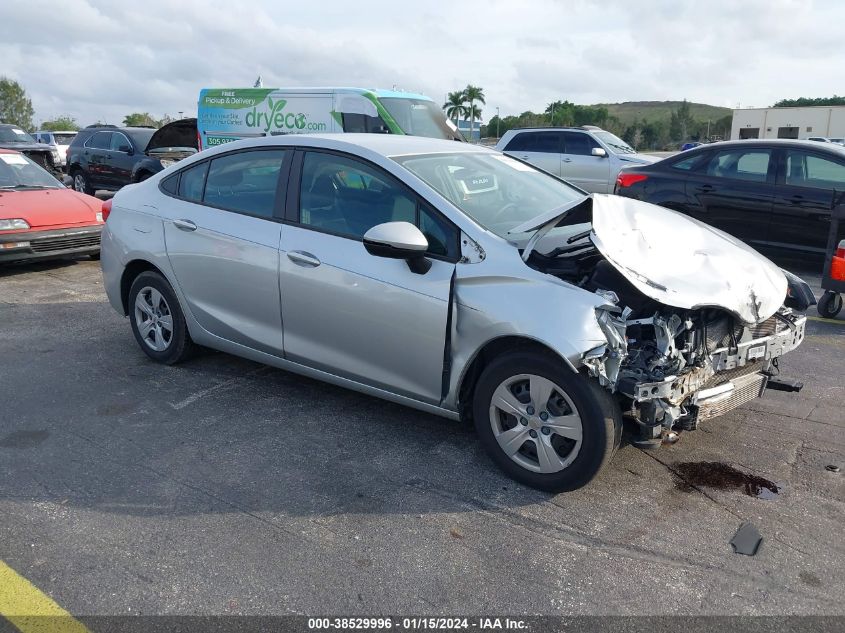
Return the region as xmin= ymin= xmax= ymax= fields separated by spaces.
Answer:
xmin=0 ymin=123 xmax=61 ymax=174
xmin=66 ymin=119 xmax=197 ymax=194
xmin=614 ymin=139 xmax=845 ymax=256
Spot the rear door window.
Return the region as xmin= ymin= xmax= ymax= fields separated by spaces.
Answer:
xmin=705 ymin=149 xmax=772 ymax=182
xmin=203 ymin=149 xmax=287 ymax=218
xmin=87 ymin=131 xmax=113 ymax=150
xmin=177 ymin=161 xmax=208 ymax=202
xmin=504 ymin=132 xmax=561 ymax=154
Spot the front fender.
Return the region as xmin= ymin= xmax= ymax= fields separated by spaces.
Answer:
xmin=445 ymin=269 xmax=610 ymax=409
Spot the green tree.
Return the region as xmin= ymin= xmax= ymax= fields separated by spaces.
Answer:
xmin=123 ymin=112 xmax=160 ymax=127
xmin=669 ymin=99 xmax=695 ymax=141
xmin=40 ymin=116 xmax=79 ymax=131
xmin=0 ymin=77 xmax=34 ymax=129
xmin=442 ymin=91 xmax=467 ymax=125
xmin=462 ymin=85 xmax=485 ymax=140
xmin=773 ymin=95 xmax=845 ymax=108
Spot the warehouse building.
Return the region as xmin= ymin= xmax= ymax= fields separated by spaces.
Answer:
xmin=731 ymin=105 xmax=845 ymax=141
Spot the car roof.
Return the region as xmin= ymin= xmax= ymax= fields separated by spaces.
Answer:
xmin=202 ymin=133 xmax=493 ymax=159
xmin=505 ymin=126 xmax=603 ymax=133
xmin=686 ymin=138 xmax=845 ymax=156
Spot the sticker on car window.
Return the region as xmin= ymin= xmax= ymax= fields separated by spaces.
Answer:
xmin=0 ymin=154 xmax=29 ymax=165
xmin=492 ymin=155 xmax=535 ymax=171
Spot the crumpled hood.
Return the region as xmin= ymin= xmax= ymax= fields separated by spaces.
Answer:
xmin=590 ymin=194 xmax=786 ymax=324
xmin=515 ymin=194 xmax=787 ymax=325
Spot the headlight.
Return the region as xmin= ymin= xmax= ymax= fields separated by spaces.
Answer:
xmin=160 ymin=159 xmax=176 ymax=168
xmin=0 ymin=219 xmax=30 ymax=231
xmin=95 ymin=212 xmax=104 ymax=223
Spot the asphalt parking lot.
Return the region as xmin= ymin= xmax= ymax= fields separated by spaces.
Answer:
xmin=0 ymin=256 xmax=843 ymax=618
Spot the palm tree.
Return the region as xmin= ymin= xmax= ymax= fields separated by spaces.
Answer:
xmin=442 ymin=91 xmax=467 ymax=126
xmin=462 ymin=85 xmax=485 ymax=140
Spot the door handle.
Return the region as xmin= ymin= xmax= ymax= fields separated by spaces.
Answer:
xmin=173 ymin=219 xmax=197 ymax=232
xmin=562 ymin=157 xmax=572 ymax=163
xmin=695 ymin=184 xmax=714 ymax=193
xmin=287 ymin=250 xmax=321 ymax=267
xmin=788 ymin=195 xmax=804 ymax=205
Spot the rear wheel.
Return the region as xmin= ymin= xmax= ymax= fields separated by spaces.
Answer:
xmin=128 ymin=271 xmax=194 ymax=364
xmin=72 ymin=170 xmax=94 ymax=195
xmin=817 ymin=290 xmax=843 ymax=319
xmin=473 ymin=351 xmax=622 ymax=492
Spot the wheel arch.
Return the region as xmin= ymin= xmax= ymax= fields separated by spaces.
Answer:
xmin=456 ymin=335 xmax=577 ymax=423
xmin=120 ymin=259 xmax=167 ymax=315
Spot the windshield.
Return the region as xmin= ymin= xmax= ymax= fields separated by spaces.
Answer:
xmin=0 ymin=127 xmax=36 ymax=143
xmin=53 ymin=133 xmax=77 ymax=145
xmin=125 ymin=128 xmax=156 ymax=151
xmin=0 ymin=153 xmax=62 ymax=188
xmin=380 ymin=98 xmax=462 ymax=141
xmin=593 ymin=130 xmax=635 ymax=154
xmin=393 ymin=151 xmax=585 ymax=237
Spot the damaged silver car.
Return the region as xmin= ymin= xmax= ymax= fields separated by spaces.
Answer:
xmin=101 ymin=134 xmax=814 ymax=492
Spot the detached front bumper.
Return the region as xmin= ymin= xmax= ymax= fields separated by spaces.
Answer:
xmin=0 ymin=225 xmax=102 ymax=263
xmin=624 ymin=312 xmax=806 ymax=424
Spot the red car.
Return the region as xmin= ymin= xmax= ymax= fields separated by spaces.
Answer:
xmin=0 ymin=148 xmax=104 ymax=263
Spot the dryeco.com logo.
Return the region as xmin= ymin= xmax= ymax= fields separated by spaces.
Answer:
xmin=245 ymin=97 xmax=325 ymax=132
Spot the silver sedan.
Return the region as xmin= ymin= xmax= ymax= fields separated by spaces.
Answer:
xmin=101 ymin=134 xmax=811 ymax=491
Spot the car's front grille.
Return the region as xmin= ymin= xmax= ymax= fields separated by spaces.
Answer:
xmin=697 ymin=371 xmax=767 ymax=421
xmin=30 ymin=233 xmax=100 ymax=253
xmin=749 ymin=314 xmax=784 ymax=339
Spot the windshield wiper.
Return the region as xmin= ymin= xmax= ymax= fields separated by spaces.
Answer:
xmin=0 ymin=184 xmax=54 ymax=190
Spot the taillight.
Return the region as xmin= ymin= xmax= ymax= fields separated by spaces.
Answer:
xmin=197 ymin=130 xmax=202 ymax=151
xmin=832 ymin=239 xmax=845 ymax=281
xmin=616 ymin=173 xmax=648 ymax=189
xmin=101 ymin=198 xmax=113 ymax=222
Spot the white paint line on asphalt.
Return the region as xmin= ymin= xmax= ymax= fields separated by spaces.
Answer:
xmin=169 ymin=366 xmax=273 ymax=410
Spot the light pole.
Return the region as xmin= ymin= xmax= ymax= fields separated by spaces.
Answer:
xmin=496 ymin=106 xmax=500 ymax=139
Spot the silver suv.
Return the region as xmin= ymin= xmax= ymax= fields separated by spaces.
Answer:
xmin=495 ymin=126 xmax=659 ymax=193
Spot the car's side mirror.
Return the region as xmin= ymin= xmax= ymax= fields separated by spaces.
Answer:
xmin=363 ymin=221 xmax=432 ymax=274
xmin=591 ymin=147 xmax=607 ymax=157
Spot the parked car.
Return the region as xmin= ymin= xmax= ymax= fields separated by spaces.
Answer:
xmin=614 ymin=139 xmax=845 ymax=256
xmin=0 ymin=149 xmax=103 ymax=263
xmin=680 ymin=141 xmax=704 ymax=151
xmin=32 ymin=130 xmax=78 ymax=169
xmin=101 ymin=134 xmax=811 ymax=492
xmin=66 ymin=119 xmax=198 ymax=195
xmin=0 ymin=124 xmax=61 ymax=174
xmin=495 ymin=126 xmax=659 ymax=193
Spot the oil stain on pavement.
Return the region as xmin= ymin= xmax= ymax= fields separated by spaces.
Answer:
xmin=673 ymin=461 xmax=782 ymax=499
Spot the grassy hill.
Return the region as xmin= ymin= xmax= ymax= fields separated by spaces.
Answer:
xmin=595 ymin=101 xmax=732 ymax=125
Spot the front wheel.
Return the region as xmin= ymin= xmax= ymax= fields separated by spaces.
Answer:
xmin=817 ymin=291 xmax=843 ymax=319
xmin=473 ymin=352 xmax=622 ymax=492
xmin=128 ymin=271 xmax=194 ymax=364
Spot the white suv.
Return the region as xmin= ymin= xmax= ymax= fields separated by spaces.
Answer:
xmin=32 ymin=130 xmax=78 ymax=168
xmin=495 ymin=126 xmax=659 ymax=193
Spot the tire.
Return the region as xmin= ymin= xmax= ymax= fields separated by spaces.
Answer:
xmin=817 ymin=290 xmax=843 ymax=319
xmin=128 ymin=271 xmax=194 ymax=364
xmin=72 ymin=170 xmax=95 ymax=195
xmin=137 ymin=171 xmax=152 ymax=182
xmin=473 ymin=351 xmax=622 ymax=492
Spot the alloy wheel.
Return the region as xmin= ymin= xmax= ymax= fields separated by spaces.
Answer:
xmin=134 ymin=286 xmax=174 ymax=352
xmin=488 ymin=373 xmax=583 ymax=474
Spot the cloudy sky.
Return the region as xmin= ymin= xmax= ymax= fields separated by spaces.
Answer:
xmin=1 ymin=0 xmax=842 ymax=127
